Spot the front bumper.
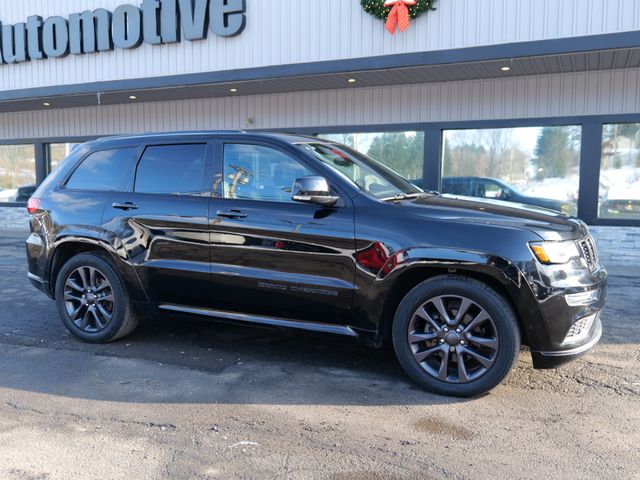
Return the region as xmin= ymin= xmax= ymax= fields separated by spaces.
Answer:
xmin=526 ymin=258 xmax=607 ymax=369
xmin=531 ymin=314 xmax=602 ymax=368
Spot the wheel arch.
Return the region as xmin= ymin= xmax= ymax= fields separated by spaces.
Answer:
xmin=370 ymin=250 xmax=542 ymax=349
xmin=48 ymin=237 xmax=148 ymax=302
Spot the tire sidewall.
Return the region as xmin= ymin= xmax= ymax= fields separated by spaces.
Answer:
xmin=392 ymin=276 xmax=520 ymax=397
xmin=55 ymin=253 xmax=126 ymax=343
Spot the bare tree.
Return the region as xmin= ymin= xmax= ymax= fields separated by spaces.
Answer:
xmin=0 ymin=145 xmax=34 ymax=189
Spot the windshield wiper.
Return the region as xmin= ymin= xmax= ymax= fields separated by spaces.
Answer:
xmin=381 ymin=191 xmax=439 ymax=202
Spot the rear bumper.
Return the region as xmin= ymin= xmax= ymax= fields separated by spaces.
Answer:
xmin=531 ymin=314 xmax=602 ymax=369
xmin=26 ymin=232 xmax=52 ymax=297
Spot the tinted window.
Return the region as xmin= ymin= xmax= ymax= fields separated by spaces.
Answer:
xmin=66 ymin=148 xmax=137 ymax=191
xmin=441 ymin=179 xmax=468 ymax=195
xmin=223 ymin=144 xmax=313 ymax=203
xmin=135 ymin=144 xmax=207 ymax=196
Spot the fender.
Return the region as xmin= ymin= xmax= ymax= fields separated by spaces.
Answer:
xmin=48 ymin=229 xmax=149 ymax=303
xmin=352 ymin=245 xmax=548 ymax=351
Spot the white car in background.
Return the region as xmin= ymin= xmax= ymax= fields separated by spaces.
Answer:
xmin=599 ymin=180 xmax=640 ymax=219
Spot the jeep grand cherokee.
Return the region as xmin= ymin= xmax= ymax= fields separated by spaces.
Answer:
xmin=26 ymin=131 xmax=607 ymax=397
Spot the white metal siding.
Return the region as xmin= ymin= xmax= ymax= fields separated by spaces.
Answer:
xmin=1 ymin=0 xmax=640 ymax=92
xmin=1 ymin=68 xmax=639 ymax=140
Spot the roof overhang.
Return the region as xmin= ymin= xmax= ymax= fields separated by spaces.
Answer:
xmin=1 ymin=31 xmax=640 ymax=113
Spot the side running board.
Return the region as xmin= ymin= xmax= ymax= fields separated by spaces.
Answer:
xmin=158 ymin=304 xmax=358 ymax=337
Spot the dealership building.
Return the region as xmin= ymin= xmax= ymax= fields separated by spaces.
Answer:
xmin=1 ymin=0 xmax=639 ymax=264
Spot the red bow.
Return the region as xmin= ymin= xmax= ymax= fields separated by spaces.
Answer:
xmin=384 ymin=0 xmax=417 ymax=35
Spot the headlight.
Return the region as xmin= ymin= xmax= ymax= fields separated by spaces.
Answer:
xmin=530 ymin=240 xmax=580 ymax=264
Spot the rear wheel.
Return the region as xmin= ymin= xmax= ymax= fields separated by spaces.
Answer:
xmin=392 ymin=275 xmax=520 ymax=397
xmin=55 ymin=252 xmax=140 ymax=343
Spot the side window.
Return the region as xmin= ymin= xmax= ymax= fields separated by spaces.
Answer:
xmin=135 ymin=144 xmax=207 ymax=196
xmin=481 ymin=180 xmax=503 ymax=199
xmin=223 ymin=144 xmax=313 ymax=203
xmin=65 ymin=148 xmax=138 ymax=191
xmin=442 ymin=180 xmax=464 ymax=195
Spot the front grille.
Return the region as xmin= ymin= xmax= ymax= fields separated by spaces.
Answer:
xmin=578 ymin=235 xmax=599 ymax=270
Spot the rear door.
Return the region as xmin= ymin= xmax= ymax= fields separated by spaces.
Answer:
xmin=102 ymin=142 xmax=213 ymax=307
xmin=206 ymin=140 xmax=357 ymax=324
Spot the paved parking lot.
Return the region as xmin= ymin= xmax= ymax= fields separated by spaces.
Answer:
xmin=0 ymin=230 xmax=638 ymax=480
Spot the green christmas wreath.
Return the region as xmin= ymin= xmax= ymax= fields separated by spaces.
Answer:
xmin=361 ymin=0 xmax=437 ymax=21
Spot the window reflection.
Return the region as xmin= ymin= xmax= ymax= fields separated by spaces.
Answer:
xmin=599 ymin=123 xmax=640 ymax=220
xmin=442 ymin=126 xmax=581 ymax=215
xmin=319 ymin=132 xmax=424 ymax=181
xmin=0 ymin=144 xmax=36 ymax=203
xmin=49 ymin=143 xmax=81 ymax=173
xmin=223 ymin=144 xmax=312 ymax=203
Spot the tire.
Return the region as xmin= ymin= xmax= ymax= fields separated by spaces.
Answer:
xmin=54 ymin=252 xmax=140 ymax=343
xmin=392 ymin=275 xmax=520 ymax=397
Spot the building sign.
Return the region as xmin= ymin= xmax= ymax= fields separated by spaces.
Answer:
xmin=0 ymin=0 xmax=246 ymax=65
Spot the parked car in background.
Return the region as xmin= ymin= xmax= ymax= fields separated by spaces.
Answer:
xmin=26 ymin=132 xmax=606 ymax=397
xmin=0 ymin=188 xmax=18 ymax=202
xmin=0 ymin=185 xmax=36 ymax=203
xmin=412 ymin=176 xmax=575 ymax=215
xmin=443 ymin=176 xmax=577 ymax=214
xmin=13 ymin=185 xmax=36 ymax=203
xmin=599 ymin=181 xmax=640 ymax=219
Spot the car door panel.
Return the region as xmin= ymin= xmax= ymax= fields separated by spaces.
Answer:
xmin=101 ymin=143 xmax=213 ymax=307
xmin=207 ymin=141 xmax=357 ymax=324
xmin=103 ymin=193 xmax=210 ymax=306
xmin=207 ymin=199 xmax=355 ymax=323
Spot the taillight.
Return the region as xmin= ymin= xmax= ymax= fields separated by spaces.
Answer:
xmin=27 ymin=197 xmax=41 ymax=214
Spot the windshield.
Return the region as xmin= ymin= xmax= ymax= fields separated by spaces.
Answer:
xmin=297 ymin=142 xmax=422 ymax=200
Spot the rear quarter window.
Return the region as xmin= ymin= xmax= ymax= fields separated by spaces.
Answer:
xmin=65 ymin=147 xmax=138 ymax=191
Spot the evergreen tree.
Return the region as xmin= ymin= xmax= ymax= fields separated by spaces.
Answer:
xmin=366 ymin=133 xmax=424 ymax=179
xmin=534 ymin=127 xmax=575 ymax=179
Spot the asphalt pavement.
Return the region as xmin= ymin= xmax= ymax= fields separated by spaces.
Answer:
xmin=0 ymin=230 xmax=638 ymax=480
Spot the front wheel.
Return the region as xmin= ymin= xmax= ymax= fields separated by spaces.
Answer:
xmin=55 ymin=252 xmax=140 ymax=343
xmin=392 ymin=275 xmax=520 ymax=397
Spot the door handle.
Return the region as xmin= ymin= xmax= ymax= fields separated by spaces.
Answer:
xmin=112 ymin=202 xmax=138 ymax=210
xmin=216 ymin=209 xmax=247 ymax=219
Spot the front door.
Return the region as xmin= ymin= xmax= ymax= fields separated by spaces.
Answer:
xmin=207 ymin=141 xmax=357 ymax=324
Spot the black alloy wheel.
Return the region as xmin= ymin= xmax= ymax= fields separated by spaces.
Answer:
xmin=63 ymin=265 xmax=114 ymax=332
xmin=407 ymin=294 xmax=500 ymax=384
xmin=55 ymin=252 xmax=140 ymax=343
xmin=393 ymin=275 xmax=520 ymax=397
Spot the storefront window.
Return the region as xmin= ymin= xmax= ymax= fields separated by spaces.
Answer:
xmin=49 ymin=143 xmax=81 ymax=173
xmin=599 ymin=123 xmax=640 ymax=220
xmin=318 ymin=131 xmax=425 ymax=181
xmin=442 ymin=126 xmax=581 ymax=215
xmin=0 ymin=144 xmax=36 ymax=203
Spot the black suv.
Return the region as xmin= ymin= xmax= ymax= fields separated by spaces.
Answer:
xmin=26 ymin=132 xmax=607 ymax=397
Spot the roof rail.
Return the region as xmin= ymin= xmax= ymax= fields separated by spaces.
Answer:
xmin=95 ymin=130 xmax=247 ymax=141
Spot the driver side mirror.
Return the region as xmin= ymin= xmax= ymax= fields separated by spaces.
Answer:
xmin=291 ymin=176 xmax=339 ymax=207
xmin=500 ymin=188 xmax=511 ymax=201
